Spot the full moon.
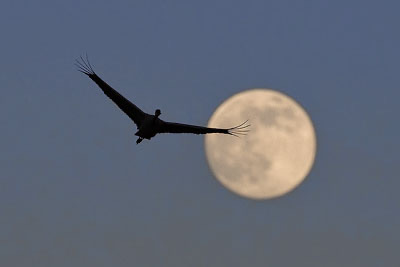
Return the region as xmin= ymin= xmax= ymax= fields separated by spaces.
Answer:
xmin=204 ymin=89 xmax=316 ymax=199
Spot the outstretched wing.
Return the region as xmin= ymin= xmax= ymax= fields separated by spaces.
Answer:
xmin=158 ymin=120 xmax=250 ymax=137
xmin=75 ymin=56 xmax=146 ymax=128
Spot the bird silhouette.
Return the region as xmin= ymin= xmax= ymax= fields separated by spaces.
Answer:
xmin=75 ymin=56 xmax=249 ymax=144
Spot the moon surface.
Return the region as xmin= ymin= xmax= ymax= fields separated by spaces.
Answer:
xmin=205 ymin=89 xmax=316 ymax=199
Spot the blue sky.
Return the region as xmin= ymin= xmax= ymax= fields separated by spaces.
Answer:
xmin=1 ymin=0 xmax=399 ymax=266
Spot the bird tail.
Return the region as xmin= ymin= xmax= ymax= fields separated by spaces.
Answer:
xmin=226 ymin=120 xmax=250 ymax=137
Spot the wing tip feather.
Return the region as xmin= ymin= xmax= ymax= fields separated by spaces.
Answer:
xmin=75 ymin=54 xmax=96 ymax=76
xmin=226 ymin=120 xmax=250 ymax=137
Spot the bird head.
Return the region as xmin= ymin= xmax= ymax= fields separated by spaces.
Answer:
xmin=155 ymin=109 xmax=161 ymax=117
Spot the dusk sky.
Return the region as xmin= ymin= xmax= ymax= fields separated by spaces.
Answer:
xmin=1 ymin=0 xmax=399 ymax=266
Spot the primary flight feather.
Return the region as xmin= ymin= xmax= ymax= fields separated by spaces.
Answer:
xmin=75 ymin=56 xmax=249 ymax=144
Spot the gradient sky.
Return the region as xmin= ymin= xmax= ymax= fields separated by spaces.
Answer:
xmin=1 ymin=0 xmax=399 ymax=266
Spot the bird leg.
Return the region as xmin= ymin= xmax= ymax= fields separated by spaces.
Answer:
xmin=136 ymin=137 xmax=143 ymax=144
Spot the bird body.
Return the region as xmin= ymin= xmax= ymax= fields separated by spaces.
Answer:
xmin=75 ymin=56 xmax=249 ymax=144
xmin=135 ymin=113 xmax=160 ymax=143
